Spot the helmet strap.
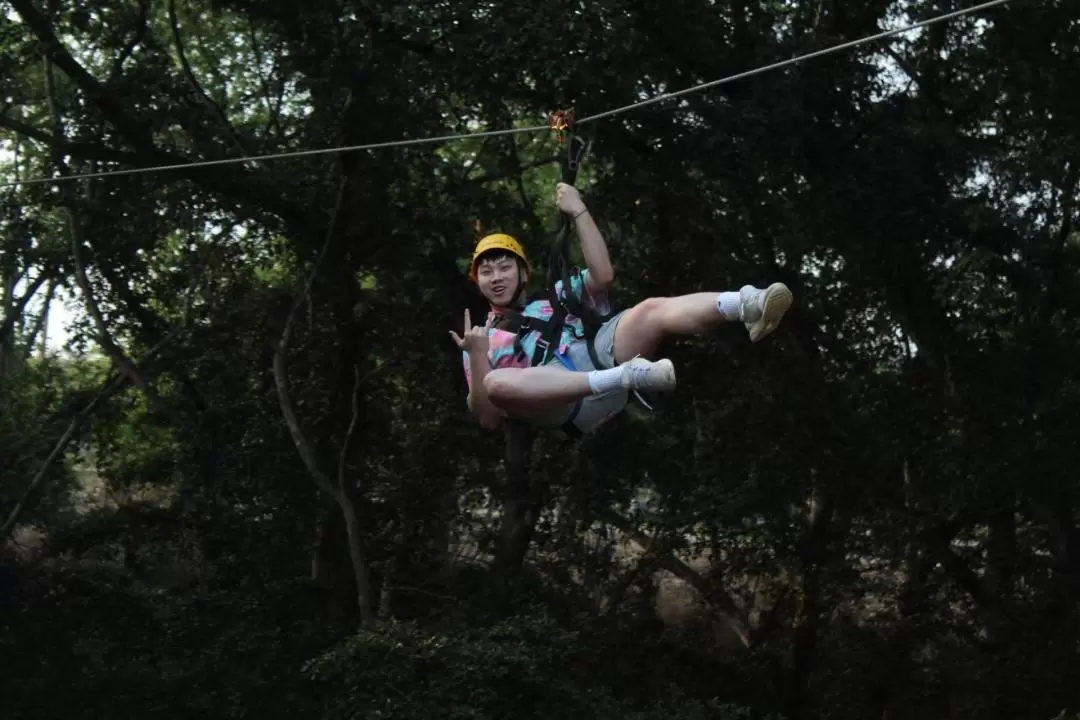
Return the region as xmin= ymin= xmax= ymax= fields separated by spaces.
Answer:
xmin=509 ymin=267 xmax=527 ymax=307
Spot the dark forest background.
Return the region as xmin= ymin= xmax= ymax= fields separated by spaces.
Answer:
xmin=2 ymin=0 xmax=1079 ymax=718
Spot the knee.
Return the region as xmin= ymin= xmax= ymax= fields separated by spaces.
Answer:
xmin=635 ymin=296 xmax=670 ymax=322
xmin=483 ymin=370 xmax=518 ymax=406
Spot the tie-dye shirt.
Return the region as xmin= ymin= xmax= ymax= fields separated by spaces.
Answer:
xmin=462 ymin=267 xmax=610 ymax=391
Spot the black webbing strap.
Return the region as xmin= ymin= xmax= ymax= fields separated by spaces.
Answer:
xmin=496 ymin=110 xmax=606 ymax=442
xmin=545 ymin=113 xmax=613 ymax=372
xmin=493 ymin=299 xmax=566 ymax=368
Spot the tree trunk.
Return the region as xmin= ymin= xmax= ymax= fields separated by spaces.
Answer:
xmin=27 ymin=280 xmax=54 ymax=360
xmin=493 ymin=421 xmax=541 ymax=592
xmin=339 ymin=491 xmax=375 ymax=628
xmin=311 ymin=509 xmax=351 ymax=621
xmin=786 ymin=488 xmax=840 ymax=720
xmin=0 ymin=264 xmax=16 ymax=379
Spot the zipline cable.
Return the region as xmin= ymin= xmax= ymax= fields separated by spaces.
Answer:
xmin=577 ymin=0 xmax=1014 ymax=126
xmin=0 ymin=0 xmax=1014 ymax=189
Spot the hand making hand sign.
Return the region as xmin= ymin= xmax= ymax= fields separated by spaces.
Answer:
xmin=449 ymin=308 xmax=492 ymax=356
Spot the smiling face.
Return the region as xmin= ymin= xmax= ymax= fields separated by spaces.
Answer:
xmin=474 ymin=251 xmax=528 ymax=308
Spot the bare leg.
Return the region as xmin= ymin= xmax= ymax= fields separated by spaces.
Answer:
xmin=483 ymin=366 xmax=592 ymax=417
xmin=612 ymin=285 xmax=792 ymax=363
xmin=483 ymin=357 xmax=676 ymax=420
xmin=613 ymin=293 xmax=726 ymax=362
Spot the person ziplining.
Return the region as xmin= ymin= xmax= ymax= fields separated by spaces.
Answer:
xmin=450 ymin=180 xmax=794 ymax=437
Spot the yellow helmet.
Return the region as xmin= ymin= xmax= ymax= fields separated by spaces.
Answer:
xmin=470 ymin=233 xmax=531 ymax=282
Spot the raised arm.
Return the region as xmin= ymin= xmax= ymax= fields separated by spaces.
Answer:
xmin=451 ymin=309 xmax=503 ymax=430
xmin=556 ymin=183 xmax=613 ymax=294
xmin=464 ymin=348 xmax=504 ymax=430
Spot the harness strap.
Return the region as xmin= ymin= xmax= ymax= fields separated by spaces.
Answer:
xmin=561 ymin=399 xmax=584 ymax=438
xmin=490 ymin=107 xmax=615 ymax=442
xmin=494 ymin=284 xmax=612 ymax=376
xmin=547 ymin=111 xmax=614 ymax=371
xmin=494 ymin=294 xmax=567 ymax=367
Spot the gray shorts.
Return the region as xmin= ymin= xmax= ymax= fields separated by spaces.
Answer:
xmin=529 ymin=310 xmax=629 ymax=435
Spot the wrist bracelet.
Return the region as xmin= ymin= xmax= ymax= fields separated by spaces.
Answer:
xmin=573 ymin=208 xmax=589 ymax=220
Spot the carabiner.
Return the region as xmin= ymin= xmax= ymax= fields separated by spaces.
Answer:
xmin=550 ymin=106 xmax=591 ymax=184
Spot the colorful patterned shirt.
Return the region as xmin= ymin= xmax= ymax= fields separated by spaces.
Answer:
xmin=462 ymin=268 xmax=610 ymax=391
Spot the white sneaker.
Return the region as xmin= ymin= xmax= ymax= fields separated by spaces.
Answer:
xmin=739 ymin=283 xmax=793 ymax=343
xmin=619 ymin=356 xmax=677 ymax=393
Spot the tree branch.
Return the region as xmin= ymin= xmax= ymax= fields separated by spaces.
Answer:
xmin=1 ymin=373 xmax=125 ymax=538
xmin=9 ymin=0 xmax=153 ymax=147
xmin=493 ymin=101 xmax=534 ymax=216
xmin=23 ymin=279 xmax=56 ymax=359
xmin=928 ymin=526 xmax=999 ymax=612
xmin=63 ymin=208 xmax=178 ymax=421
xmin=470 ymin=155 xmax=561 ymax=185
xmin=1 ymin=329 xmax=178 ymax=537
xmin=8 ymin=0 xmax=318 ymax=233
xmin=3 ymin=133 xmax=22 ymax=198
xmin=602 ymin=511 xmax=750 ymax=646
xmin=881 ymin=47 xmax=923 ymax=96
xmin=110 ymin=0 xmax=150 ymax=80
xmin=41 ymin=41 xmax=178 ymax=422
xmin=273 ymin=174 xmax=350 ymax=503
xmin=167 ymin=0 xmax=252 ymax=155
xmin=0 ymin=114 xmax=138 ymax=166
xmin=602 ymin=528 xmax=662 ymax=616
xmin=339 ymin=364 xmax=375 ymax=627
xmin=337 ymin=364 xmax=362 ymax=492
xmin=1045 ymin=158 xmax=1079 ymax=317
xmin=246 ymin=16 xmax=282 ymax=142
xmin=0 ymin=272 xmax=48 ymax=345
xmin=271 ymin=171 xmax=376 ymax=628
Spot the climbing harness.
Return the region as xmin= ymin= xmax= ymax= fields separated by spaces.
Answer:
xmin=487 ymin=107 xmax=613 ymax=371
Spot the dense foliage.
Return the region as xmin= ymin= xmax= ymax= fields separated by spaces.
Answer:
xmin=3 ymin=0 xmax=1079 ymax=718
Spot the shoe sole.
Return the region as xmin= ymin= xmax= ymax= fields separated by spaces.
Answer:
xmin=749 ymin=283 xmax=793 ymax=343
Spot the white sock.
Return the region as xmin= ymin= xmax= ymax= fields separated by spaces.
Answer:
xmin=716 ymin=292 xmax=742 ymax=321
xmin=588 ymin=367 xmax=624 ymax=394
